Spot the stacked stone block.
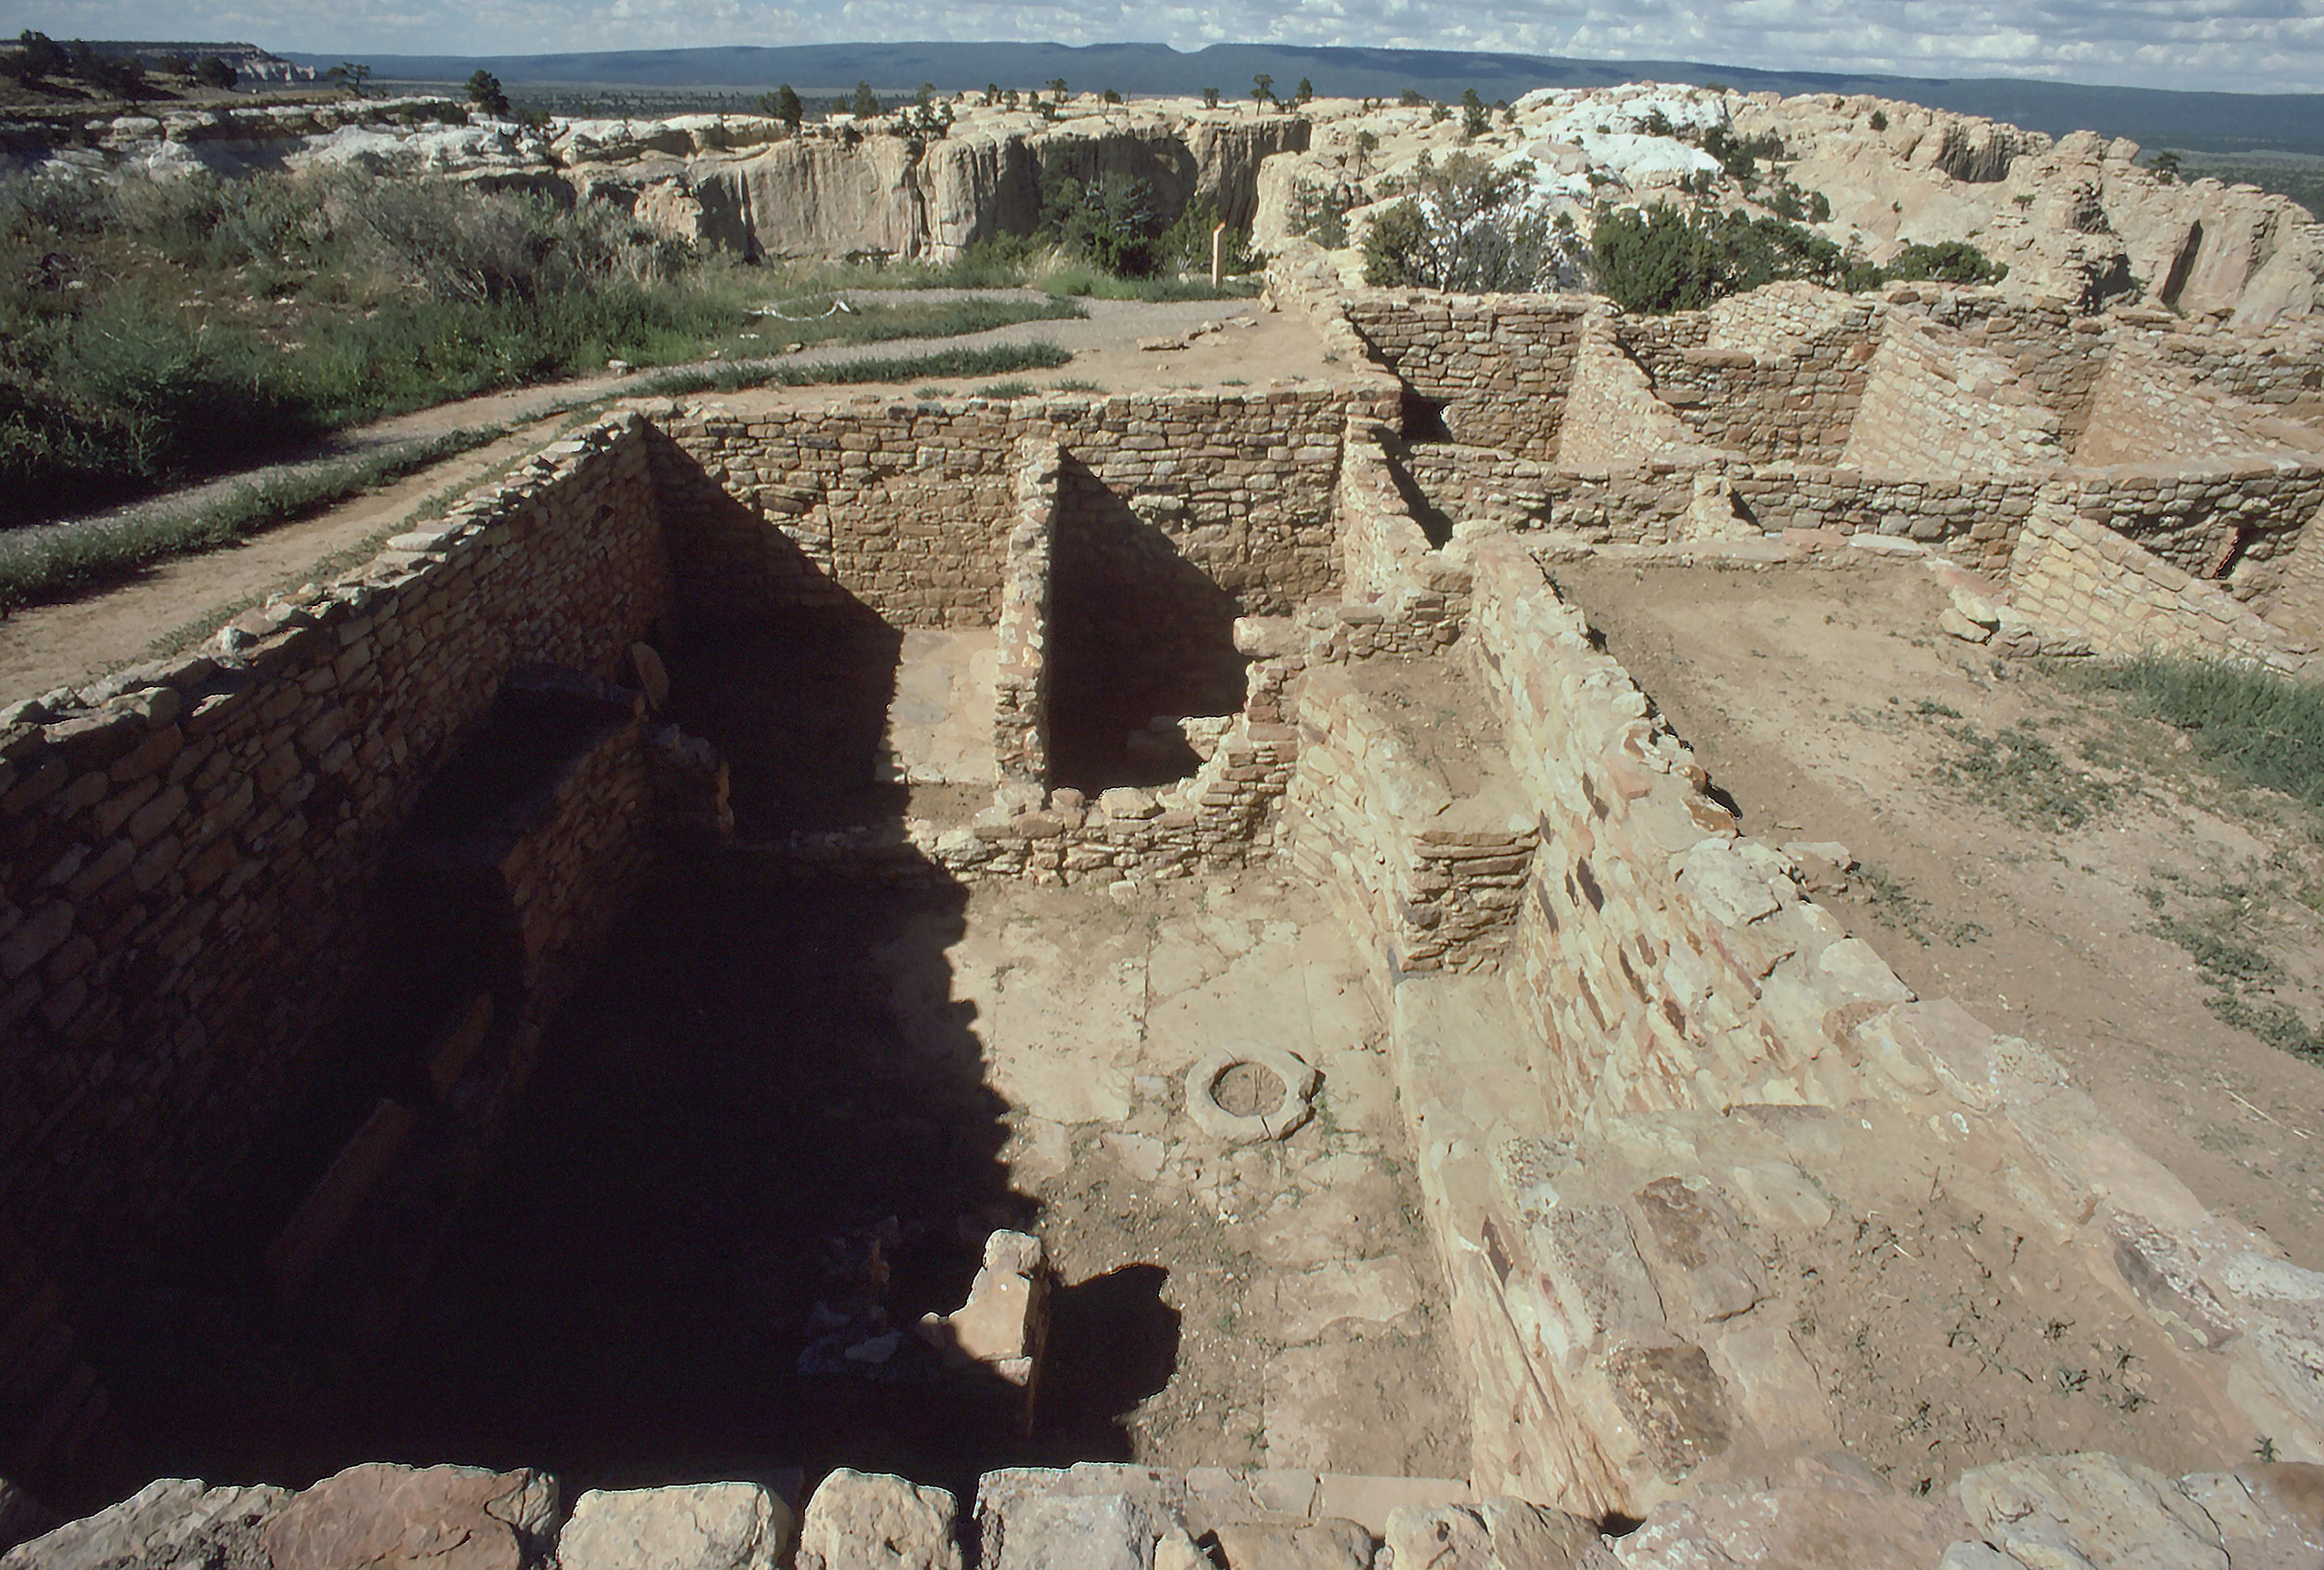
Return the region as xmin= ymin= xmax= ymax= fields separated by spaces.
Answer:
xmin=1841 ymin=317 xmax=2067 ymax=475
xmin=1287 ymin=663 xmax=1536 ymax=975
xmin=0 ymin=419 xmax=668 ymax=1277
xmin=991 ymin=441 xmax=1058 ymax=791
xmin=1341 ymin=292 xmax=1591 ymax=457
xmin=652 ymin=389 xmax=1350 ymax=632
xmin=2005 ymin=508 xmax=2319 ymax=673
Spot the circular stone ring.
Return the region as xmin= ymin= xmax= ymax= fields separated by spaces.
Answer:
xmin=1183 ymin=1044 xmax=1321 ymax=1142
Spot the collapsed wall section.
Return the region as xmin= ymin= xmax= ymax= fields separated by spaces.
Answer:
xmin=1840 ymin=317 xmax=2067 ymax=475
xmin=2003 ymin=508 xmax=2320 ymax=673
xmin=0 ymin=422 xmax=668 ymax=1276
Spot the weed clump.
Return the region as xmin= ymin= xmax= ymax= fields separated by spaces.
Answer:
xmin=2082 ymin=653 xmax=2324 ymax=817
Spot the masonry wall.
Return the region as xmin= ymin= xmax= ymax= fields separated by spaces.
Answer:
xmin=2073 ymin=462 xmax=2324 ymax=602
xmin=2006 ymin=509 xmax=2319 ymax=674
xmin=2076 ymin=349 xmax=2305 ymax=469
xmin=1341 ymin=294 xmax=1591 ymax=457
xmin=1611 ymin=289 xmax=1876 ymax=464
xmin=2265 ymin=499 xmax=2324 ymax=641
xmin=1465 ymin=536 xmax=1910 ymax=1127
xmin=991 ymin=441 xmax=1057 ymax=791
xmin=1889 ymin=291 xmax=2110 ymax=442
xmin=1287 ymin=663 xmax=1535 ymax=977
xmin=1840 ymin=318 xmax=2067 ymax=475
xmin=651 ymin=389 xmax=1353 ymax=631
xmin=0 ymin=421 xmax=668 ymax=1276
xmin=1553 ymin=334 xmax=1714 ymax=468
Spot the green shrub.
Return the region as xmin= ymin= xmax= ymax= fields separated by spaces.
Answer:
xmin=0 ymin=166 xmax=748 ymax=523
xmin=2084 ymin=653 xmax=2324 ymax=814
xmin=1589 ymin=203 xmax=1845 ymax=312
xmin=1361 ymin=152 xmax=1581 ymax=292
xmin=1882 ymin=240 xmax=2009 ymax=286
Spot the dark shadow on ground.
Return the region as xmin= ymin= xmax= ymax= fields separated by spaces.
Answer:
xmin=86 ymin=448 xmax=1182 ymax=1505
xmin=1048 ymin=455 xmax=1248 ymax=794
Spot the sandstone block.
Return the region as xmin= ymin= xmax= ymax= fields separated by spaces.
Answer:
xmin=2 ymin=1480 xmax=289 ymax=1570
xmin=555 ymin=1483 xmax=786 ymax=1570
xmin=797 ymin=1471 xmax=960 ymax=1570
xmin=260 ymin=1464 xmax=558 ymax=1570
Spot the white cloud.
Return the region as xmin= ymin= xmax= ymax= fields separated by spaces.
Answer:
xmin=5 ymin=0 xmax=2318 ymax=91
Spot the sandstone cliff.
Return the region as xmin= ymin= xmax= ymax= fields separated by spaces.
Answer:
xmin=594 ymin=110 xmax=1310 ymax=262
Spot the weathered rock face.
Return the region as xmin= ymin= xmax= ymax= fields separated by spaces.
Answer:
xmin=1745 ymin=99 xmax=2324 ymax=326
xmin=626 ymin=112 xmax=1310 ymax=263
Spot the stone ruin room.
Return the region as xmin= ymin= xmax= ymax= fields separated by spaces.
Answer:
xmin=6 ymin=103 xmax=2324 ymax=1570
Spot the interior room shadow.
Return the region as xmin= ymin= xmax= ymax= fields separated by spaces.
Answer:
xmin=1047 ymin=456 xmax=1249 ymax=794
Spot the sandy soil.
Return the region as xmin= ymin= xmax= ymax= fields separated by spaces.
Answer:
xmin=1553 ymin=555 xmax=2324 ymax=1272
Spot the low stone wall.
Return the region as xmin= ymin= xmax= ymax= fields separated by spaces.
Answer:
xmin=0 ymin=419 xmax=668 ymax=1277
xmin=1841 ymin=317 xmax=2067 ymax=475
xmin=653 ymin=388 xmax=1353 ymax=632
xmin=1357 ymin=538 xmax=2324 ymax=1521
xmin=2073 ymin=460 xmax=2324 ymax=601
xmin=2006 ymin=508 xmax=2320 ymax=674
xmin=1466 ymin=535 xmax=1901 ymax=1126
xmin=992 ymin=441 xmax=1057 ymax=792
xmin=1287 ymin=662 xmax=1536 ymax=977
xmin=1341 ymin=292 xmax=1592 ymax=457
xmin=1399 ymin=444 xmax=1557 ymax=535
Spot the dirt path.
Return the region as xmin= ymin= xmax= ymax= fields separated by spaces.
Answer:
xmin=0 ymin=419 xmax=568 ymax=700
xmin=1554 ymin=556 xmax=2324 ymax=1271
xmin=1 ymin=295 xmax=1329 ymax=703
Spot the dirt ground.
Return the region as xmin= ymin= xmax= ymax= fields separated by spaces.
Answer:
xmin=1552 ymin=555 xmax=2324 ymax=1272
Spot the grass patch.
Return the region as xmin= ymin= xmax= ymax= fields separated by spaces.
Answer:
xmin=2076 ymin=653 xmax=2324 ymax=818
xmin=1930 ymin=718 xmax=2114 ymax=830
xmin=2 ymin=165 xmax=758 ymax=523
xmin=1049 ymin=379 xmax=1104 ymax=393
xmin=638 ymin=341 xmax=1071 ymax=399
xmin=2144 ymin=869 xmax=2324 ymax=1062
xmin=974 ymin=381 xmax=1037 ymax=400
xmin=0 ymin=427 xmax=505 ymax=614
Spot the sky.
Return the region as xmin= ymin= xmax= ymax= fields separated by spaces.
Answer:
xmin=9 ymin=0 xmax=2323 ymax=94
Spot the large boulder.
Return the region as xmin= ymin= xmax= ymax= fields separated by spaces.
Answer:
xmin=554 ymin=1484 xmax=787 ymax=1570
xmin=259 ymin=1463 xmax=559 ymax=1570
xmin=795 ymin=1471 xmax=961 ymax=1570
xmin=1 ymin=1479 xmax=288 ymax=1570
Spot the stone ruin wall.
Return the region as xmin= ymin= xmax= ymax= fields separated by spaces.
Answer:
xmin=1840 ymin=318 xmax=2067 ymax=474
xmin=2076 ymin=345 xmax=2317 ymax=468
xmin=7 ymin=255 xmax=2324 ymax=1557
xmin=0 ymin=425 xmax=668 ymax=1284
xmin=2006 ymin=507 xmax=2319 ymax=674
xmin=651 ymin=388 xmax=1364 ymax=633
xmin=1340 ymin=295 xmax=1590 ymax=458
